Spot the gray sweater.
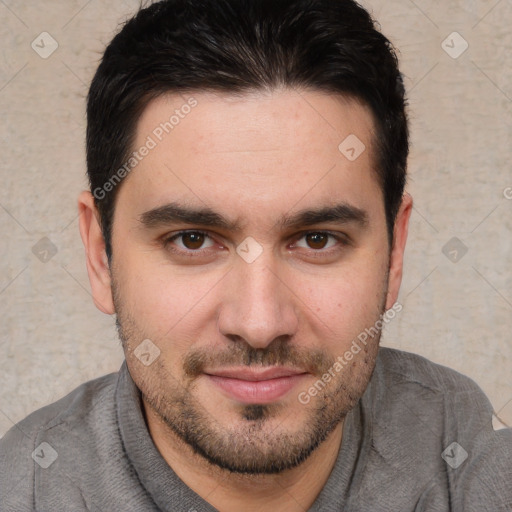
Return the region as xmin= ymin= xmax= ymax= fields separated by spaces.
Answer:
xmin=1 ymin=348 xmax=511 ymax=511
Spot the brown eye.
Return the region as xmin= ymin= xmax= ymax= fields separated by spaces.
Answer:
xmin=163 ymin=230 xmax=219 ymax=259
xmin=181 ymin=232 xmax=206 ymax=250
xmin=305 ymin=232 xmax=329 ymax=249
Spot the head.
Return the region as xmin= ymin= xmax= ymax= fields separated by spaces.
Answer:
xmin=79 ymin=0 xmax=412 ymax=474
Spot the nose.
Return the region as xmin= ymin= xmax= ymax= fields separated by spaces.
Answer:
xmin=217 ymin=255 xmax=299 ymax=350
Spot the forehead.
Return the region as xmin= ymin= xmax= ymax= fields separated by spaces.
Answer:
xmin=119 ymin=88 xmax=382 ymax=225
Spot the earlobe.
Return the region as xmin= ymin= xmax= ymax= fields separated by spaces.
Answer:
xmin=78 ymin=191 xmax=115 ymax=315
xmin=385 ymin=193 xmax=413 ymax=310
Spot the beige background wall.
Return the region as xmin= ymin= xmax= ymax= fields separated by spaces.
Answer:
xmin=0 ymin=0 xmax=511 ymax=438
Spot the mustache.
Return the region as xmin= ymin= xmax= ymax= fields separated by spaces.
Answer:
xmin=183 ymin=338 xmax=335 ymax=378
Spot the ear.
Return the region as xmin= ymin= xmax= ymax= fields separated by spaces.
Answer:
xmin=78 ymin=191 xmax=115 ymax=315
xmin=385 ymin=193 xmax=413 ymax=310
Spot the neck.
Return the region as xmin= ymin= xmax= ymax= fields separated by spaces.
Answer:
xmin=143 ymin=399 xmax=344 ymax=512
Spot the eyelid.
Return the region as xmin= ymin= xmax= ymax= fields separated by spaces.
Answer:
xmin=164 ymin=228 xmax=207 ymax=239
xmin=162 ymin=229 xmax=218 ymax=250
xmin=161 ymin=229 xmax=350 ymax=257
xmin=290 ymin=230 xmax=351 ymax=248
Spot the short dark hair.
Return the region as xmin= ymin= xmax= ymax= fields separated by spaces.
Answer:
xmin=87 ymin=0 xmax=408 ymax=259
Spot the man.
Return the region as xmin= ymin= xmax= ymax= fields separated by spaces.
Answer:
xmin=1 ymin=0 xmax=511 ymax=510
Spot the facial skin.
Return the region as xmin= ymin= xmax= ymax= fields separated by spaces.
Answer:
xmin=79 ymin=88 xmax=411 ymax=511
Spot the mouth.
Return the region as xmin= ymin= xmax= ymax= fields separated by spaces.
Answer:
xmin=203 ymin=367 xmax=309 ymax=404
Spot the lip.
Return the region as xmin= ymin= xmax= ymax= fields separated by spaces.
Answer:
xmin=204 ymin=367 xmax=308 ymax=404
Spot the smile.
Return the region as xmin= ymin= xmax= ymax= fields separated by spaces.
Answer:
xmin=204 ymin=367 xmax=309 ymax=404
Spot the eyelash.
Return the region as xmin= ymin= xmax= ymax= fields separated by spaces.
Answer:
xmin=163 ymin=230 xmax=216 ymax=254
xmin=162 ymin=230 xmax=349 ymax=257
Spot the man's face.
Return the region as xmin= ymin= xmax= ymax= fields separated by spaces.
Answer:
xmin=109 ymin=89 xmax=394 ymax=473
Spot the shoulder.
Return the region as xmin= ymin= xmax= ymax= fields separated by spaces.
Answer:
xmin=3 ymin=370 xmax=119 ymax=442
xmin=375 ymin=347 xmax=501 ymax=436
xmin=377 ymin=347 xmax=493 ymax=402
xmin=374 ymin=348 xmax=512 ymax=510
xmin=0 ymin=371 xmax=119 ymax=509
xmin=371 ymin=347 xmax=500 ymax=440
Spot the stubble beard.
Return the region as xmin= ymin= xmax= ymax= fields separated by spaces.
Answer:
xmin=112 ymin=278 xmax=385 ymax=475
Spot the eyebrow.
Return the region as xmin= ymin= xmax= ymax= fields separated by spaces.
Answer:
xmin=140 ymin=203 xmax=240 ymax=231
xmin=278 ymin=204 xmax=368 ymax=230
xmin=139 ymin=202 xmax=368 ymax=232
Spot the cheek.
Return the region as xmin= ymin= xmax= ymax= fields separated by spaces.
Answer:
xmin=297 ymin=259 xmax=388 ymax=342
xmin=115 ymin=254 xmax=223 ymax=345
